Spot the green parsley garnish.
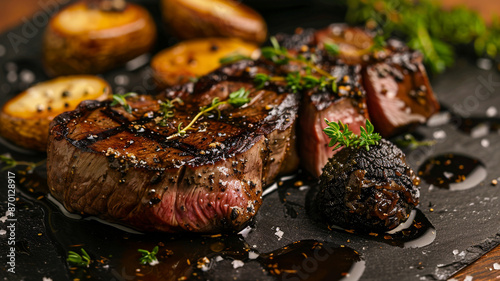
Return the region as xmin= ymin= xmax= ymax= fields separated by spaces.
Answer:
xmin=345 ymin=0 xmax=500 ymax=73
xmin=67 ymin=248 xmax=91 ymax=268
xmin=110 ymin=92 xmax=137 ymax=113
xmin=323 ymin=119 xmax=381 ymax=151
xmin=167 ymin=88 xmax=251 ymax=140
xmin=138 ymin=246 xmax=159 ymax=265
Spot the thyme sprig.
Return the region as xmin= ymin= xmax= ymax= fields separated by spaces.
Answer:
xmin=394 ymin=134 xmax=436 ymax=150
xmin=0 ymin=155 xmax=44 ymax=171
xmin=158 ymin=98 xmax=183 ymax=126
xmin=323 ymin=119 xmax=381 ymax=151
xmin=254 ymin=72 xmax=337 ymax=93
xmin=110 ymin=92 xmax=137 ymax=113
xmin=219 ymin=53 xmax=252 ymax=64
xmin=257 ymin=36 xmax=338 ymax=93
xmin=261 ymin=36 xmax=334 ymax=78
xmin=138 ymin=246 xmax=159 ymax=266
xmin=67 ymin=248 xmax=91 ymax=268
xmin=166 ymin=88 xmax=251 ymax=140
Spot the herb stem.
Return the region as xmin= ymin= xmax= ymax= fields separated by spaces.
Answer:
xmin=167 ymin=101 xmax=227 ymax=140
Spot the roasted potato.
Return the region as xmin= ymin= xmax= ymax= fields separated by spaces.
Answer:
xmin=161 ymin=0 xmax=267 ymax=44
xmin=42 ymin=1 xmax=156 ymax=76
xmin=151 ymin=37 xmax=260 ymax=87
xmin=0 ymin=76 xmax=111 ymax=151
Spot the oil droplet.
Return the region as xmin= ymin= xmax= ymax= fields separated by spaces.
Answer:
xmin=419 ymin=154 xmax=487 ymax=191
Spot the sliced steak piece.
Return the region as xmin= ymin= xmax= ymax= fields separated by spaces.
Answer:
xmin=47 ymin=60 xmax=300 ymax=233
xmin=298 ymin=64 xmax=369 ymax=177
xmin=362 ymin=39 xmax=440 ymax=137
xmin=314 ymin=24 xmax=440 ymax=137
xmin=276 ymin=29 xmax=370 ymax=177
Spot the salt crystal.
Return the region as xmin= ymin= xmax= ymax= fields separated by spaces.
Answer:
xmin=476 ymin=58 xmax=493 ymax=70
xmin=274 ymin=227 xmax=284 ymax=240
xmin=238 ymin=226 xmax=252 ymax=238
xmin=248 ymin=251 xmax=259 ymax=260
xmin=20 ymin=69 xmax=35 ymax=84
xmin=493 ymin=263 xmax=500 ymax=270
xmin=215 ymin=256 xmax=223 ymax=262
xmin=433 ymin=130 xmax=446 ymax=139
xmin=464 ymin=275 xmax=473 ymax=281
xmin=486 ymin=106 xmax=498 ymax=117
xmin=452 ymin=249 xmax=459 ymax=255
xmin=232 ymin=260 xmax=244 ymax=269
xmin=114 ymin=75 xmax=129 ymax=86
xmin=427 ymin=112 xmax=451 ymax=127
xmin=481 ymin=139 xmax=490 ymax=148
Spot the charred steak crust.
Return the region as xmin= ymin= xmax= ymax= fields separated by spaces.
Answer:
xmin=47 ymin=60 xmax=300 ymax=233
xmin=316 ymin=139 xmax=420 ymax=233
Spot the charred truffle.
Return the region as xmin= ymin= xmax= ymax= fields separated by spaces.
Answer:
xmin=316 ymin=120 xmax=420 ymax=232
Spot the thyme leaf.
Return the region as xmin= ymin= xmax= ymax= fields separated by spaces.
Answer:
xmin=158 ymin=98 xmax=183 ymax=126
xmin=138 ymin=246 xmax=159 ymax=266
xmin=67 ymin=248 xmax=91 ymax=268
xmin=110 ymin=92 xmax=137 ymax=113
xmin=258 ymin=36 xmax=337 ymax=93
xmin=323 ymin=119 xmax=381 ymax=151
xmin=324 ymin=42 xmax=340 ymax=56
xmin=167 ymin=88 xmax=250 ymax=140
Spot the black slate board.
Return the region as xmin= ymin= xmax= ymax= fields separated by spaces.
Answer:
xmin=1 ymin=1 xmax=500 ymax=280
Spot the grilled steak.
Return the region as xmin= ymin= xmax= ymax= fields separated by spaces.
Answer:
xmin=47 ymin=60 xmax=299 ymax=233
xmin=276 ymin=24 xmax=439 ymax=176
xmin=314 ymin=24 xmax=440 ymax=137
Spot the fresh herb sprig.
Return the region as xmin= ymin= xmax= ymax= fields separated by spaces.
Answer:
xmin=323 ymin=119 xmax=381 ymax=151
xmin=219 ymin=53 xmax=252 ymax=64
xmin=256 ymin=37 xmax=338 ymax=93
xmin=261 ymin=36 xmax=334 ymax=78
xmin=345 ymin=0 xmax=500 ymax=73
xmin=255 ymin=72 xmax=337 ymax=93
xmin=158 ymin=98 xmax=183 ymax=126
xmin=394 ymin=134 xmax=436 ymax=150
xmin=166 ymin=88 xmax=251 ymax=140
xmin=0 ymin=155 xmax=44 ymax=171
xmin=138 ymin=246 xmax=159 ymax=266
xmin=110 ymin=92 xmax=137 ymax=113
xmin=67 ymin=248 xmax=91 ymax=268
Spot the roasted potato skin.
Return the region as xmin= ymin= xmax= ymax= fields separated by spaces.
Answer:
xmin=151 ymin=37 xmax=259 ymax=87
xmin=42 ymin=2 xmax=156 ymax=76
xmin=0 ymin=76 xmax=111 ymax=151
xmin=161 ymin=0 xmax=267 ymax=44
